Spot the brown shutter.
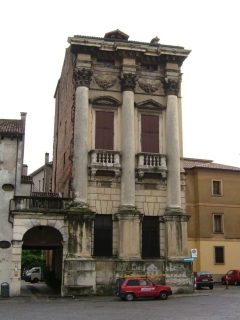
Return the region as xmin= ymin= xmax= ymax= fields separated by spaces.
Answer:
xmin=95 ymin=111 xmax=114 ymax=150
xmin=141 ymin=114 xmax=159 ymax=153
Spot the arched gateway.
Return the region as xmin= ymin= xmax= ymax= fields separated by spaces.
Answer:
xmin=11 ymin=214 xmax=67 ymax=296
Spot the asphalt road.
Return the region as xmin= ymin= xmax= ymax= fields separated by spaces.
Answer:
xmin=1 ymin=285 xmax=240 ymax=320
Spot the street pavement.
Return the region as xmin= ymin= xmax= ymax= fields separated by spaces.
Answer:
xmin=1 ymin=283 xmax=240 ymax=320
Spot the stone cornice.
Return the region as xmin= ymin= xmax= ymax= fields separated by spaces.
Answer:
xmin=74 ymin=68 xmax=93 ymax=88
xmin=69 ymin=35 xmax=190 ymax=66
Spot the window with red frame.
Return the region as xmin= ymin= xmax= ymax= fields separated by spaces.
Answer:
xmin=141 ymin=114 xmax=159 ymax=153
xmin=95 ymin=111 xmax=114 ymax=150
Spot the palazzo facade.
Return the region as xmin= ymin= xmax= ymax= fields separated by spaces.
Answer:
xmin=1 ymin=30 xmax=192 ymax=297
xmin=52 ymin=30 xmax=192 ymax=294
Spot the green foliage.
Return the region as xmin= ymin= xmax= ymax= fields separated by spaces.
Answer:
xmin=21 ymin=249 xmax=45 ymax=270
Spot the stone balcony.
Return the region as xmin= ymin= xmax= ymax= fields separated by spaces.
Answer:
xmin=9 ymin=195 xmax=71 ymax=213
xmin=136 ymin=153 xmax=167 ymax=178
xmin=88 ymin=149 xmax=121 ymax=177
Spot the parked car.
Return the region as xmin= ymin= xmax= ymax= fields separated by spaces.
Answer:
xmin=115 ymin=277 xmax=172 ymax=301
xmin=24 ymin=267 xmax=42 ymax=283
xmin=194 ymin=272 xmax=214 ymax=289
xmin=221 ymin=270 xmax=240 ymax=285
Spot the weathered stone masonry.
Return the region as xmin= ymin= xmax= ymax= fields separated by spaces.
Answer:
xmin=51 ymin=30 xmax=192 ymax=295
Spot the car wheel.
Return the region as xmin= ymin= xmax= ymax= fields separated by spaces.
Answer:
xmin=209 ymin=285 xmax=213 ymax=290
xmin=159 ymin=291 xmax=168 ymax=300
xmin=196 ymin=285 xmax=201 ymax=290
xmin=125 ymin=293 xmax=134 ymax=301
xmin=32 ymin=278 xmax=39 ymax=283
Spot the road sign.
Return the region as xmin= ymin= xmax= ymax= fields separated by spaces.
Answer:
xmin=191 ymin=248 xmax=198 ymax=258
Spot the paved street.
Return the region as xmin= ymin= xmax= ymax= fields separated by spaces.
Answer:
xmin=1 ymin=285 xmax=240 ymax=320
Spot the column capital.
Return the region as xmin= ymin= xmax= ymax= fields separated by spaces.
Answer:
xmin=164 ymin=78 xmax=180 ymax=96
xmin=74 ymin=68 xmax=93 ymax=88
xmin=120 ymin=73 xmax=137 ymax=91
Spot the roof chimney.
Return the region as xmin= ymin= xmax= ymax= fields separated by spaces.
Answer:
xmin=20 ymin=112 xmax=27 ymax=121
xmin=45 ymin=152 xmax=49 ymax=164
xmin=22 ymin=164 xmax=28 ymax=176
xmin=20 ymin=112 xmax=27 ymax=128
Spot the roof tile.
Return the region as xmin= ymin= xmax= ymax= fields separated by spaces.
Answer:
xmin=0 ymin=119 xmax=24 ymax=137
xmin=183 ymin=158 xmax=240 ymax=172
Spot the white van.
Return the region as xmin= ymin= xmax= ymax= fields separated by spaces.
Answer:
xmin=24 ymin=267 xmax=42 ymax=283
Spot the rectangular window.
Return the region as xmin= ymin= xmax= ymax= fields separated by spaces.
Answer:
xmin=141 ymin=114 xmax=159 ymax=153
xmin=142 ymin=216 xmax=160 ymax=258
xmin=215 ymin=246 xmax=224 ymax=264
xmin=95 ymin=111 xmax=114 ymax=150
xmin=212 ymin=180 xmax=222 ymax=196
xmin=213 ymin=214 xmax=223 ymax=233
xmin=93 ymin=214 xmax=112 ymax=257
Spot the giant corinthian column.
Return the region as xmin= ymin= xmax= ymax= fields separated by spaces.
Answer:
xmin=73 ymin=68 xmax=92 ymax=207
xmin=120 ymin=73 xmax=137 ymax=210
xmin=165 ymin=78 xmax=182 ymax=213
xmin=117 ymin=72 xmax=142 ymax=259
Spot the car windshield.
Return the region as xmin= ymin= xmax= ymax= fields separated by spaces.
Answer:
xmin=227 ymin=270 xmax=234 ymax=275
xmin=197 ymin=272 xmax=210 ymax=276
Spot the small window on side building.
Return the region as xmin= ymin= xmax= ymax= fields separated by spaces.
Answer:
xmin=215 ymin=246 xmax=224 ymax=264
xmin=213 ymin=214 xmax=223 ymax=233
xmin=212 ymin=180 xmax=222 ymax=196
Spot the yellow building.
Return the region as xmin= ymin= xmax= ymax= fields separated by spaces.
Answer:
xmin=184 ymin=158 xmax=240 ymax=281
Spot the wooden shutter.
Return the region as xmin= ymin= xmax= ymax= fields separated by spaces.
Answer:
xmin=141 ymin=114 xmax=159 ymax=153
xmin=95 ymin=111 xmax=114 ymax=150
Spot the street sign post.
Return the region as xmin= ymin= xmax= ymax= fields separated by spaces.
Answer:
xmin=183 ymin=257 xmax=194 ymax=262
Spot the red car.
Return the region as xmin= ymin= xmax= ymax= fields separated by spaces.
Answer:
xmin=194 ymin=272 xmax=214 ymax=289
xmin=221 ymin=270 xmax=240 ymax=285
xmin=115 ymin=277 xmax=172 ymax=301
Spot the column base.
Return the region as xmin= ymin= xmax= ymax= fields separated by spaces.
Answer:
xmin=164 ymin=206 xmax=184 ymax=216
xmin=67 ymin=200 xmax=93 ymax=213
xmin=119 ymin=205 xmax=137 ymax=213
xmin=70 ymin=200 xmax=89 ymax=209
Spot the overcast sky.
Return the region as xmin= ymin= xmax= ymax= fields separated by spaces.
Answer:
xmin=0 ymin=0 xmax=239 ymax=173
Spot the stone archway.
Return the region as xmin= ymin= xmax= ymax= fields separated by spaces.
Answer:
xmin=21 ymin=226 xmax=63 ymax=295
xmin=23 ymin=225 xmax=63 ymax=248
xmin=11 ymin=216 xmax=67 ymax=297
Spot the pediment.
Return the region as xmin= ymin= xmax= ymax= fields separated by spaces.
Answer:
xmin=104 ymin=29 xmax=129 ymax=41
xmin=136 ymin=99 xmax=166 ymax=111
xmin=91 ymin=96 xmax=121 ymax=108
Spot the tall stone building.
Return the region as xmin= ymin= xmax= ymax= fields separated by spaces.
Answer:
xmin=52 ymin=29 xmax=191 ymax=294
xmin=0 ymin=113 xmax=32 ymax=293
